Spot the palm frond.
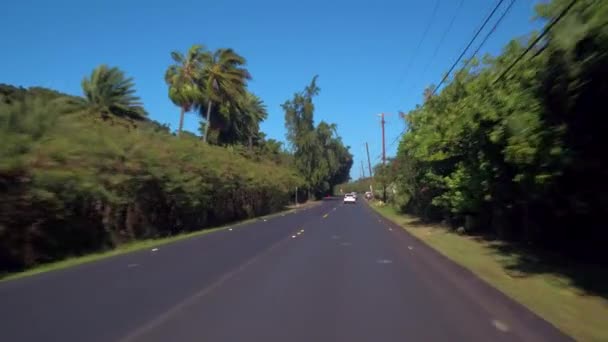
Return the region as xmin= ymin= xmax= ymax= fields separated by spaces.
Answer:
xmin=82 ymin=65 xmax=146 ymax=118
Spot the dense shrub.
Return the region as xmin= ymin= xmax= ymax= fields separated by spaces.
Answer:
xmin=389 ymin=0 xmax=608 ymax=262
xmin=0 ymin=85 xmax=302 ymax=272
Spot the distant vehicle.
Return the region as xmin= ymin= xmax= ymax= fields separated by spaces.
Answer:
xmin=344 ymin=193 xmax=356 ymax=204
xmin=365 ymin=191 xmax=372 ymax=199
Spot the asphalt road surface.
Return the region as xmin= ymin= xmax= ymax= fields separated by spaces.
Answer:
xmin=0 ymin=199 xmax=570 ymax=341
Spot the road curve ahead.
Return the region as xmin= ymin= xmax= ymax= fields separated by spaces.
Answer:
xmin=0 ymin=199 xmax=570 ymax=342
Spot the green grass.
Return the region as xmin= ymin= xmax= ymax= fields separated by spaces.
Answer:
xmin=370 ymin=203 xmax=608 ymax=342
xmin=1 ymin=204 xmax=318 ymax=282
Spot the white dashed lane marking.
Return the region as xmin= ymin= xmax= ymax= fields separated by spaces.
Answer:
xmin=492 ymin=319 xmax=509 ymax=332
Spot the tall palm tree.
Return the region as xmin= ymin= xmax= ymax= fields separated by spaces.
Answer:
xmin=199 ymin=48 xmax=250 ymax=143
xmin=238 ymin=92 xmax=267 ymax=149
xmin=82 ymin=65 xmax=146 ymax=118
xmin=164 ymin=45 xmax=205 ymax=135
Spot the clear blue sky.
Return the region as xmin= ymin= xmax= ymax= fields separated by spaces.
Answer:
xmin=2 ymin=0 xmax=543 ymax=179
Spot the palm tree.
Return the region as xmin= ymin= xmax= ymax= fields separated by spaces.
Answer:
xmin=82 ymin=65 xmax=146 ymax=118
xmin=164 ymin=45 xmax=206 ymax=135
xmin=199 ymin=48 xmax=250 ymax=143
xmin=238 ymin=92 xmax=267 ymax=149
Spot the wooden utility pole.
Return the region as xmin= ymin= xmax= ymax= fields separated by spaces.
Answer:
xmin=378 ymin=113 xmax=387 ymax=202
xmin=360 ymin=160 xmax=366 ymax=179
xmin=365 ymin=142 xmax=374 ymax=196
xmin=365 ymin=142 xmax=373 ymax=178
xmin=380 ymin=113 xmax=386 ymax=165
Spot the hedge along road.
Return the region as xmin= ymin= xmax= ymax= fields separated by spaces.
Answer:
xmin=0 ymin=198 xmax=570 ymax=342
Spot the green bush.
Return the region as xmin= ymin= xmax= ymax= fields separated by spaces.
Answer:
xmin=392 ymin=0 xmax=608 ymax=262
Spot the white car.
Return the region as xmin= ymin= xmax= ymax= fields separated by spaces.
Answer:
xmin=344 ymin=193 xmax=356 ymax=204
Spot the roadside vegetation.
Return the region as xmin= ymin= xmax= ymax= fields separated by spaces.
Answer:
xmin=0 ymin=46 xmax=352 ymax=276
xmin=363 ymin=0 xmax=608 ymax=264
xmin=344 ymin=0 xmax=608 ymax=339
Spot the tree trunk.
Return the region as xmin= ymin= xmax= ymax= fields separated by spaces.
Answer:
xmin=248 ymin=135 xmax=253 ymax=151
xmin=203 ymin=100 xmax=213 ymax=143
xmin=178 ymin=106 xmax=185 ymax=136
xmin=382 ymin=182 xmax=387 ymax=203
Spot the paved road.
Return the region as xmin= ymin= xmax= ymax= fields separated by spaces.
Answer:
xmin=0 ymin=199 xmax=570 ymax=341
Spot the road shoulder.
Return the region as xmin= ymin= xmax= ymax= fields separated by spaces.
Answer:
xmin=367 ymin=202 xmax=608 ymax=341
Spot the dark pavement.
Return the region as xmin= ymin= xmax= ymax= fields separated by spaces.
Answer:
xmin=0 ymin=199 xmax=570 ymax=341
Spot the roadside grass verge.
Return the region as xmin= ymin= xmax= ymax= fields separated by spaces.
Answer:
xmin=370 ymin=203 xmax=608 ymax=342
xmin=1 ymin=202 xmax=319 ymax=282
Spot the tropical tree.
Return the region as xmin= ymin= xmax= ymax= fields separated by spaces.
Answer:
xmin=198 ymin=48 xmax=250 ymax=143
xmin=283 ymin=76 xmax=353 ymax=198
xmin=239 ymin=92 xmax=267 ymax=149
xmin=205 ymin=91 xmax=267 ymax=146
xmin=81 ymin=65 xmax=146 ymax=118
xmin=164 ymin=45 xmax=206 ymax=135
xmin=391 ymin=0 xmax=608 ymax=260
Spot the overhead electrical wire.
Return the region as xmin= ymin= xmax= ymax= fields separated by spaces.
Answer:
xmin=384 ymin=0 xmax=441 ymax=104
xmin=430 ymin=0 xmax=507 ymax=96
xmin=493 ymin=0 xmax=579 ymax=84
xmin=407 ymin=0 xmax=465 ymax=95
xmin=387 ymin=0 xmax=577 ymax=154
xmin=386 ymin=0 xmax=515 ymax=151
xmin=460 ymin=0 xmax=516 ymax=72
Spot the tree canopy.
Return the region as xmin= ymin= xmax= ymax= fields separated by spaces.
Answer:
xmin=82 ymin=65 xmax=147 ymax=119
xmin=283 ymin=76 xmax=353 ymax=198
xmin=384 ymin=0 xmax=608 ymax=262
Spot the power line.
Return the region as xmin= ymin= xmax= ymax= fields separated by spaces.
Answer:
xmin=408 ymin=0 xmax=465 ymax=95
xmin=461 ymin=0 xmax=516 ymax=72
xmin=493 ymin=0 xmax=579 ymax=84
xmin=387 ymin=125 xmax=405 ymax=152
xmin=431 ymin=0 xmax=507 ymax=96
xmin=387 ymin=0 xmax=579 ymax=156
xmin=385 ymin=0 xmax=441 ymax=103
xmin=388 ymin=0 xmax=512 ymax=151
